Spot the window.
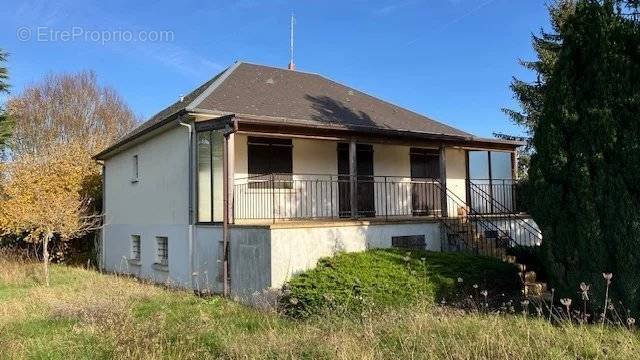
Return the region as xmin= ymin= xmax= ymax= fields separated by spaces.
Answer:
xmin=155 ymin=236 xmax=168 ymax=266
xmin=468 ymin=150 xmax=515 ymax=213
xmin=247 ymin=137 xmax=293 ymax=189
xmin=130 ymin=235 xmax=141 ymax=261
xmin=197 ymin=131 xmax=224 ymax=222
xmin=132 ymin=155 xmax=139 ymax=182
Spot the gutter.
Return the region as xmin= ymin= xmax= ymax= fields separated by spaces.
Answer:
xmin=94 ymin=110 xmax=187 ymax=160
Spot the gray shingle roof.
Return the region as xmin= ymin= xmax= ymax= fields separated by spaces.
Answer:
xmin=191 ymin=62 xmax=472 ymax=138
xmin=97 ymin=61 xmax=492 ymax=159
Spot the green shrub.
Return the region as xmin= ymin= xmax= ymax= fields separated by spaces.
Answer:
xmin=280 ymin=249 xmax=520 ymax=318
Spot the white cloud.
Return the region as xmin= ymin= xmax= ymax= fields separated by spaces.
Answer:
xmin=372 ymin=1 xmax=415 ymax=16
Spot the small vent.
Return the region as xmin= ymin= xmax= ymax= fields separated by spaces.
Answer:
xmin=392 ymin=235 xmax=426 ymax=250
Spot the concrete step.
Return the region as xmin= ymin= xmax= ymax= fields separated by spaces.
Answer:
xmin=524 ymin=271 xmax=537 ymax=283
xmin=524 ymin=282 xmax=547 ymax=296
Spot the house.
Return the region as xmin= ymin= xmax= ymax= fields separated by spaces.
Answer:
xmin=95 ymin=61 xmax=541 ymax=299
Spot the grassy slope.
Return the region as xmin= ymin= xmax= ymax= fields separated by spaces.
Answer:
xmin=1 ymin=253 xmax=638 ymax=359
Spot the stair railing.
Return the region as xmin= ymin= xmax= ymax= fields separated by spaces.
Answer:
xmin=467 ymin=180 xmax=542 ymax=247
xmin=434 ymin=180 xmax=526 ymax=258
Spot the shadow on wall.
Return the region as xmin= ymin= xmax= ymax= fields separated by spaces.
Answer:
xmin=304 ymin=95 xmax=378 ymax=129
xmin=280 ymin=225 xmax=370 ymax=285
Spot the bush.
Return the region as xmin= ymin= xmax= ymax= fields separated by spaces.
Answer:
xmin=280 ymin=249 xmax=520 ymax=318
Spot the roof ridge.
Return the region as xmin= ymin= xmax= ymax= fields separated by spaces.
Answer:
xmin=186 ymin=61 xmax=241 ymax=110
xmin=235 ymin=61 xmax=326 ymax=77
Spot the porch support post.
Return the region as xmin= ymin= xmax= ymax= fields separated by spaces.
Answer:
xmin=226 ymin=133 xmax=235 ymax=224
xmin=439 ymin=145 xmax=448 ymax=217
xmin=349 ymin=139 xmax=357 ymax=219
xmin=511 ymin=150 xmax=518 ymax=181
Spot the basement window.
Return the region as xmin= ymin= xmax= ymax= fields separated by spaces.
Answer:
xmin=155 ymin=236 xmax=168 ymax=266
xmin=130 ymin=235 xmax=141 ymax=262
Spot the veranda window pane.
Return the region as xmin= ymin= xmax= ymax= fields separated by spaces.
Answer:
xmin=197 ymin=132 xmax=212 ymax=222
xmin=212 ymin=131 xmax=224 ymax=222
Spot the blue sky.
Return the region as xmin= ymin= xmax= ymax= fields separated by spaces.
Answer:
xmin=0 ymin=0 xmax=549 ymax=137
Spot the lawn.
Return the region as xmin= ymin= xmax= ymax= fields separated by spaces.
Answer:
xmin=1 ymin=251 xmax=639 ymax=359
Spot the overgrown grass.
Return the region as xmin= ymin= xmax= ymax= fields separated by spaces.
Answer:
xmin=281 ymin=249 xmax=521 ymax=318
xmin=1 ymin=252 xmax=639 ymax=359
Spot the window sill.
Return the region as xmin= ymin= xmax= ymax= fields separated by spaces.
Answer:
xmin=152 ymin=263 xmax=169 ymax=272
xmin=128 ymin=259 xmax=141 ymax=266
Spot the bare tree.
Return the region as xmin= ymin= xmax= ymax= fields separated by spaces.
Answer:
xmin=6 ymin=71 xmax=138 ymax=157
xmin=0 ymin=49 xmax=12 ymax=151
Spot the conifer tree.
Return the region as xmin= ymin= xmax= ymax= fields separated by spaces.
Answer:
xmin=528 ymin=0 xmax=640 ymax=311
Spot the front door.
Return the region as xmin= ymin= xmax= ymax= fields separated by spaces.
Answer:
xmin=410 ymin=148 xmax=440 ymax=216
xmin=337 ymin=143 xmax=375 ymax=217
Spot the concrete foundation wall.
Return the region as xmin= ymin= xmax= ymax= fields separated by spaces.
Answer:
xmin=102 ymin=224 xmax=222 ymax=292
xmin=226 ymin=221 xmax=441 ymax=299
xmin=229 ymin=227 xmax=272 ymax=298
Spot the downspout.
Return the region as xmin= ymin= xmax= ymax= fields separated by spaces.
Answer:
xmin=222 ymin=118 xmax=237 ymax=297
xmin=178 ymin=118 xmax=197 ymax=291
xmin=98 ymin=160 xmax=106 ymax=271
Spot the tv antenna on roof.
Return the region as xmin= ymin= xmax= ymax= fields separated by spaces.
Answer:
xmin=288 ymin=13 xmax=296 ymax=70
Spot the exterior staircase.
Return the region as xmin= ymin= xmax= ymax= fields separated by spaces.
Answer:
xmin=435 ymin=180 xmax=549 ymax=299
xmin=504 ymin=255 xmax=548 ymax=298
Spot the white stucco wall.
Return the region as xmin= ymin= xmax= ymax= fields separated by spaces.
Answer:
xmin=102 ymin=125 xmax=221 ymax=291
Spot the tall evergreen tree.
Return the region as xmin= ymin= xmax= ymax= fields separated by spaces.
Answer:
xmin=502 ymin=1 xmax=576 ymax=181
xmin=503 ymin=1 xmax=575 ymax=137
xmin=0 ymin=49 xmax=11 ymax=149
xmin=529 ymin=0 xmax=640 ymax=311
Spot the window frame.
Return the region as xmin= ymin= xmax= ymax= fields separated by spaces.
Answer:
xmin=131 ymin=154 xmax=139 ymax=183
xmin=130 ymin=235 xmax=141 ymax=262
xmin=155 ymin=236 xmax=168 ymax=266
xmin=196 ymin=130 xmax=224 ymax=224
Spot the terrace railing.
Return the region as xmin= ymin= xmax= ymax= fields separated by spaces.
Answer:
xmin=233 ymin=174 xmax=443 ymax=222
xmin=467 ymin=178 xmax=520 ymax=214
xmin=232 ymin=173 xmax=540 ymax=256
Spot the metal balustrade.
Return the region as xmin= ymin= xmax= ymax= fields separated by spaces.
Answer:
xmin=233 ymin=174 xmax=443 ymax=222
xmin=232 ymin=173 xmax=540 ymax=256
